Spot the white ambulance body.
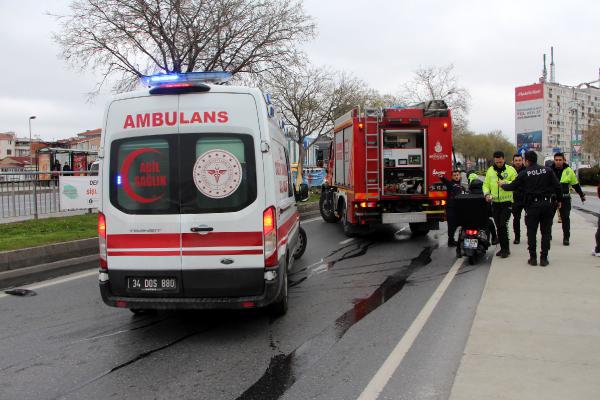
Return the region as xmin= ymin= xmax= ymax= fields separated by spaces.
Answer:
xmin=97 ymin=72 xmax=304 ymax=315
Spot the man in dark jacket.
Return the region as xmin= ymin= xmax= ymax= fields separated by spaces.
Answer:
xmin=440 ymin=169 xmax=466 ymax=247
xmin=511 ymin=154 xmax=526 ymax=244
xmin=594 ymin=182 xmax=600 ymax=257
xmin=468 ymin=171 xmax=498 ymax=244
xmin=500 ymin=151 xmax=562 ymax=266
xmin=551 ymin=152 xmax=586 ymax=245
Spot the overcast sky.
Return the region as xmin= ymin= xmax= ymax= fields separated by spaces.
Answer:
xmin=1 ymin=0 xmax=598 ymax=142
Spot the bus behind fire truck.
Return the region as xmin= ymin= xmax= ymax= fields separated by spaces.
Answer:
xmin=319 ymin=101 xmax=452 ymax=236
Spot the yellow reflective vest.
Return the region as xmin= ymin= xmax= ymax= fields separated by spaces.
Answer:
xmin=483 ymin=164 xmax=518 ymax=203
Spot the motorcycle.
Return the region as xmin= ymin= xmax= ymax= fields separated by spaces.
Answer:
xmin=453 ymin=194 xmax=492 ymax=265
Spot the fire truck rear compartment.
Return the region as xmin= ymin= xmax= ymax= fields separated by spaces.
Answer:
xmin=382 ymin=129 xmax=425 ymax=195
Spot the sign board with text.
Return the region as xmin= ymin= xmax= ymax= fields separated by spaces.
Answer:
xmin=59 ymin=176 xmax=100 ymax=210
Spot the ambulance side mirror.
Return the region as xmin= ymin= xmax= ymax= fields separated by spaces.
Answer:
xmin=295 ymin=183 xmax=309 ymax=202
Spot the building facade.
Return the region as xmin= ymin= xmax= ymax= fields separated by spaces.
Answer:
xmin=0 ymin=132 xmax=16 ymax=159
xmin=515 ymin=81 xmax=600 ymax=167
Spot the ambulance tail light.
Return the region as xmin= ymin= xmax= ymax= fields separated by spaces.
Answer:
xmin=98 ymin=212 xmax=108 ymax=270
xmin=263 ymin=207 xmax=278 ymax=268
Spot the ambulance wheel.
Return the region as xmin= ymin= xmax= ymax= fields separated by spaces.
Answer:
xmin=293 ymin=227 xmax=307 ymax=259
xmin=269 ymin=268 xmax=288 ymax=317
xmin=409 ymin=223 xmax=430 ymax=236
xmin=320 ymin=193 xmax=340 ymax=223
xmin=129 ymin=308 xmax=156 ymax=316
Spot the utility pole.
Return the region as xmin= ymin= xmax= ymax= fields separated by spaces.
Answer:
xmin=29 ymin=116 xmax=38 ymax=219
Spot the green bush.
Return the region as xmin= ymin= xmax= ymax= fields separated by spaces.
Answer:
xmin=577 ymin=167 xmax=600 ymax=186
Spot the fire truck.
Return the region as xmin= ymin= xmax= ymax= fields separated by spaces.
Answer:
xmin=319 ymin=101 xmax=452 ymax=236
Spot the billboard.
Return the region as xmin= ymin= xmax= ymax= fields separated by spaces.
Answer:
xmin=59 ymin=176 xmax=99 ymax=210
xmin=515 ymin=83 xmax=544 ymax=151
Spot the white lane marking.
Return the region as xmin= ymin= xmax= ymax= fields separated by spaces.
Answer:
xmin=0 ymin=269 xmax=97 ymax=299
xmin=356 ymin=257 xmax=464 ymax=400
xmin=301 ymin=216 xmax=323 ymax=223
xmin=340 ymin=238 xmax=355 ymax=245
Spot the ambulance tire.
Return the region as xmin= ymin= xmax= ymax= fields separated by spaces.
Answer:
xmin=319 ymin=192 xmax=340 ymax=223
xmin=293 ymin=226 xmax=307 ymax=259
xmin=129 ymin=308 xmax=156 ymax=316
xmin=409 ymin=222 xmax=430 ymax=236
xmin=269 ymin=267 xmax=288 ymax=317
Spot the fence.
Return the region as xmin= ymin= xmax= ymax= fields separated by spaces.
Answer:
xmin=0 ymin=171 xmax=97 ymax=221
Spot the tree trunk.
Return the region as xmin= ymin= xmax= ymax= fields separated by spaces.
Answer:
xmin=296 ymin=143 xmax=305 ymax=188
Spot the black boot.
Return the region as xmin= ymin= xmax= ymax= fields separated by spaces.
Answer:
xmin=513 ymin=237 xmax=520 ymax=245
xmin=563 ymin=238 xmax=570 ymax=246
xmin=528 ymin=256 xmax=538 ymax=266
xmin=540 ymin=254 xmax=549 ymax=267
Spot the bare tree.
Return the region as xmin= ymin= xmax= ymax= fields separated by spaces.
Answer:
xmin=397 ymin=64 xmax=471 ymax=129
xmin=52 ymin=0 xmax=316 ymax=93
xmin=263 ymin=64 xmax=369 ymax=174
xmin=583 ymin=113 xmax=600 ymax=162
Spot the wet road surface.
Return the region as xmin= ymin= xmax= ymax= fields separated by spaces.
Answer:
xmin=0 ymin=218 xmax=492 ymax=400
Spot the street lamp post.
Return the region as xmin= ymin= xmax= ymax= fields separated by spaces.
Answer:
xmin=29 ymin=116 xmax=38 ymax=219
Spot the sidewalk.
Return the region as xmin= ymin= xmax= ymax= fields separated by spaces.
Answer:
xmin=449 ymin=211 xmax=600 ymax=399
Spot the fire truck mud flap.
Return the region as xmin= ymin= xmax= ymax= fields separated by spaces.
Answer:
xmin=382 ymin=212 xmax=427 ymax=224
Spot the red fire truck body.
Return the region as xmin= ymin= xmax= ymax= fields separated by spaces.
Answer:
xmin=320 ymin=101 xmax=452 ymax=236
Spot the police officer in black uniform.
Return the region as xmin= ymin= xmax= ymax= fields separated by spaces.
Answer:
xmin=500 ymin=151 xmax=561 ymax=266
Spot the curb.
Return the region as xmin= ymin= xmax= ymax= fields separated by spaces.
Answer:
xmin=0 ymin=238 xmax=98 ymax=272
xmin=0 ymin=255 xmax=98 ymax=289
xmin=0 ymin=205 xmax=322 ymax=289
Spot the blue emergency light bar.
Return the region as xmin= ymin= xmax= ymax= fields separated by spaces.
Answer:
xmin=141 ymin=71 xmax=232 ymax=87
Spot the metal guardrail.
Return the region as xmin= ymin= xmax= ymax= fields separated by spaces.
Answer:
xmin=0 ymin=171 xmax=97 ymax=220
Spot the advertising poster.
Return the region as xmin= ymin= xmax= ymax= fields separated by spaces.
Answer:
xmin=515 ymin=83 xmax=544 ymax=151
xmin=59 ymin=176 xmax=100 ymax=210
xmin=38 ymin=153 xmax=51 ymax=180
xmin=72 ymin=154 xmax=88 ymax=176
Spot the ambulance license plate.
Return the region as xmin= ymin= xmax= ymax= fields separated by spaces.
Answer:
xmin=463 ymin=239 xmax=478 ymax=249
xmin=127 ymin=277 xmax=177 ymax=292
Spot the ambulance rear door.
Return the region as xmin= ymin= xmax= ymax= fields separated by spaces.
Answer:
xmin=178 ymin=92 xmax=266 ymax=297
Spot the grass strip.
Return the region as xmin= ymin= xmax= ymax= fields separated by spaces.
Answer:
xmin=0 ymin=213 xmax=98 ymax=252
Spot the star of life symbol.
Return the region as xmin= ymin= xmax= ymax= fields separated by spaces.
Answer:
xmin=193 ymin=149 xmax=242 ymax=199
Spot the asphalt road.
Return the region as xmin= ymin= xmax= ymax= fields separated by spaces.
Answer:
xmin=0 ymin=218 xmax=492 ymax=400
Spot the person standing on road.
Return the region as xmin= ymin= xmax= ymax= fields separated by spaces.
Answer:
xmin=500 ymin=151 xmax=562 ymax=266
xmin=594 ymin=182 xmax=600 ymax=257
xmin=550 ymin=152 xmax=586 ymax=245
xmin=440 ymin=169 xmax=466 ymax=247
xmin=483 ymin=151 xmax=518 ymax=258
xmin=511 ymin=154 xmax=526 ymax=244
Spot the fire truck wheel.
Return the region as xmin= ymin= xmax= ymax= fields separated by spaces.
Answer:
xmin=319 ymin=192 xmax=340 ymax=223
xmin=341 ymin=202 xmax=357 ymax=237
xmin=409 ymin=222 xmax=430 ymax=236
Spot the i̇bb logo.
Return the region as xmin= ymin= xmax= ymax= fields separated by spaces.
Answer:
xmin=193 ymin=150 xmax=242 ymax=199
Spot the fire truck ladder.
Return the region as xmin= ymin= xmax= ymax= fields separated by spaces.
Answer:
xmin=364 ymin=111 xmax=381 ymax=200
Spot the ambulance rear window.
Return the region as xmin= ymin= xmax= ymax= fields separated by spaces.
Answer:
xmin=110 ymin=136 xmax=179 ymax=214
xmin=180 ymin=134 xmax=257 ymax=214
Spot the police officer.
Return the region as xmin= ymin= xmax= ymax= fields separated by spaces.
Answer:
xmin=511 ymin=154 xmax=526 ymax=244
xmin=500 ymin=151 xmax=562 ymax=266
xmin=483 ymin=151 xmax=518 ymax=258
xmin=550 ymin=152 xmax=586 ymax=245
xmin=440 ymin=169 xmax=466 ymax=246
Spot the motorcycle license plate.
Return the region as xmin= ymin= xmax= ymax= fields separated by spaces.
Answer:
xmin=464 ymin=238 xmax=478 ymax=249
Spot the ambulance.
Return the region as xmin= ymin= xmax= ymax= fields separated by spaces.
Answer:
xmin=97 ymin=72 xmax=306 ymax=316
